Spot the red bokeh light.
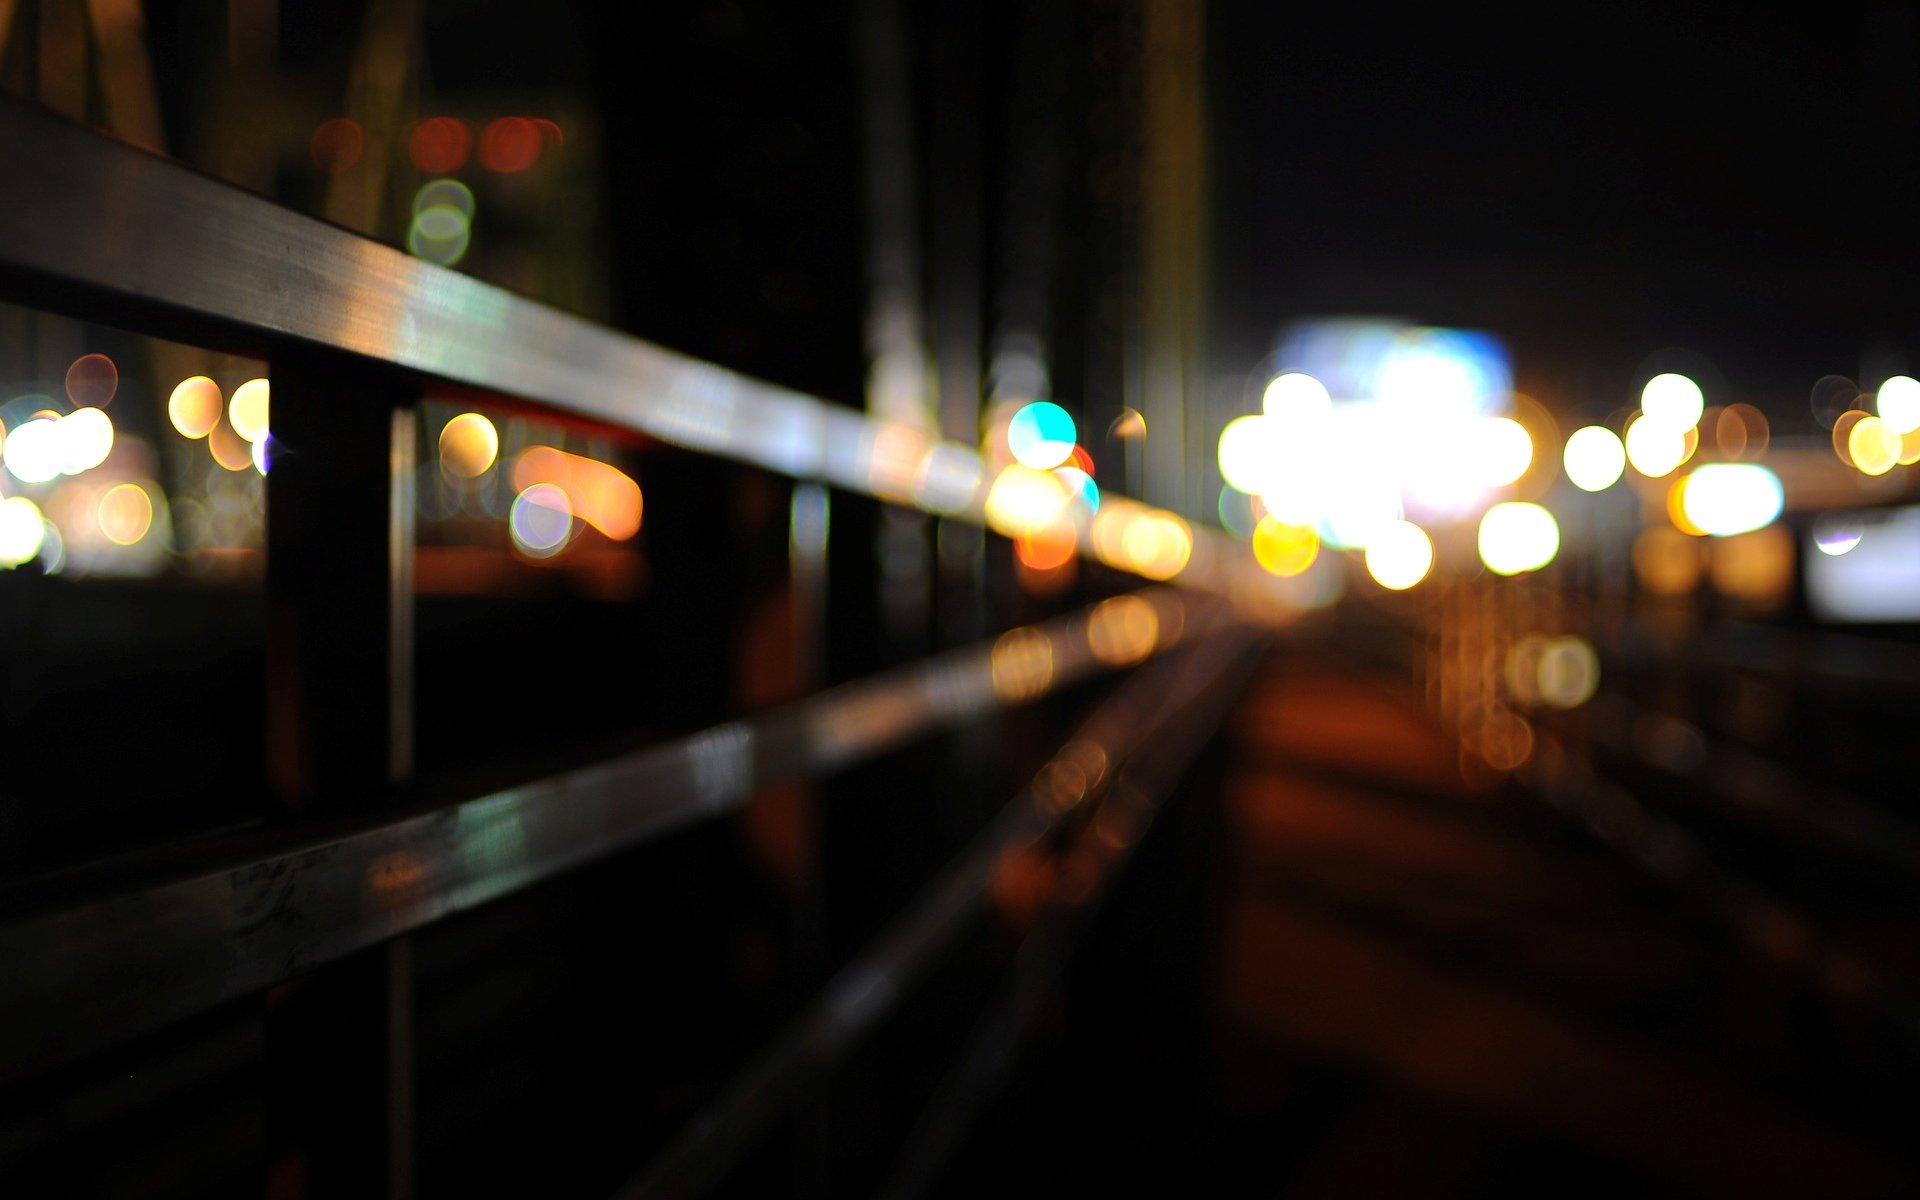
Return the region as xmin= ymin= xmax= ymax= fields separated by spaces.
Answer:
xmin=410 ymin=117 xmax=473 ymax=174
xmin=480 ymin=117 xmax=542 ymax=173
xmin=65 ymin=353 xmax=119 ymax=407
xmin=309 ymin=117 xmax=364 ymax=174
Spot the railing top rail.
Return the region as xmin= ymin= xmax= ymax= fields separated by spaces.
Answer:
xmin=0 ymin=99 xmax=1303 ymax=606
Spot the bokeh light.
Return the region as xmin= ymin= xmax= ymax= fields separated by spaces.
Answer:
xmin=480 ymin=117 xmax=542 ymax=172
xmin=1640 ymin=372 xmax=1704 ymax=429
xmin=439 ymin=412 xmax=500 ymax=478
xmin=1007 ymin=401 xmax=1077 ymax=469
xmin=409 ymin=204 xmax=472 ymax=266
xmin=97 ymin=483 xmax=153 ymax=545
xmin=985 ymin=464 xmax=1072 ymax=538
xmin=309 ymin=118 xmax=364 ymax=173
xmin=509 ymin=483 xmax=574 ymax=557
xmin=1478 ymin=501 xmax=1560 ymax=575
xmin=3 ymin=418 xmax=62 ymax=483
xmin=1316 ymin=475 xmax=1402 ymax=551
xmin=1714 ymin=403 xmax=1769 ymax=460
xmin=1015 ymin=527 xmax=1076 ymax=570
xmin=1216 ymin=414 xmax=1275 ymax=495
xmin=1810 ymin=374 xmax=1861 ymax=430
xmin=1118 ymin=511 xmax=1193 ymax=580
xmin=1251 ymin=516 xmax=1318 ymax=577
xmin=208 ymin=419 xmax=252 ymax=471
xmin=410 ymin=117 xmax=473 ymax=173
xmin=1813 ymin=515 xmax=1863 ymax=556
xmin=415 ymin=178 xmax=476 ymax=218
xmin=1625 ymin=414 xmax=1689 ymax=478
xmin=511 ymin=446 xmax=643 ymax=540
xmin=229 ymin=378 xmax=269 ymax=443
xmin=56 ymin=407 xmax=113 ymax=474
xmin=1261 ymin=372 xmax=1332 ymax=421
xmin=1677 ymin=464 xmax=1783 ymax=537
xmin=1831 ymin=408 xmax=1868 ymax=468
xmin=1877 ymin=375 xmax=1920 ymax=435
xmin=0 ymin=495 xmax=46 ymax=567
xmin=168 ymin=376 xmax=223 ymax=438
xmin=64 ymin=354 xmax=118 ymax=407
xmin=991 ymin=627 xmax=1054 ymax=703
xmin=1052 ymin=465 xmax=1099 ymax=512
xmin=1563 ymin=425 xmax=1626 ymax=491
xmin=1848 ymin=416 xmax=1899 ymax=476
xmin=1473 ymin=416 xmax=1534 ymax=487
xmin=1364 ymin=520 xmax=1433 ymax=590
xmin=1087 ymin=594 xmax=1160 ymax=666
xmin=1537 ymin=637 xmax=1600 ymax=709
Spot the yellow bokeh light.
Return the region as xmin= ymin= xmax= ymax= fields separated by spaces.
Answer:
xmin=1364 ymin=519 xmax=1433 ymax=590
xmin=511 ymin=446 xmax=643 ymax=540
xmin=1900 ymin=426 xmax=1920 ymax=467
xmin=168 ymin=376 xmax=223 ymax=439
xmin=1087 ymin=594 xmax=1160 ymax=666
xmin=1563 ymin=425 xmax=1626 ymax=491
xmin=991 ymin=627 xmax=1055 ymax=703
xmin=984 ymin=464 xmax=1072 ymax=538
xmin=439 ymin=412 xmax=500 ymax=478
xmin=1119 ymin=512 xmax=1193 ymax=580
xmin=1250 ymin=516 xmax=1318 ymax=576
xmin=1477 ymin=501 xmax=1560 ymax=576
xmin=208 ymin=419 xmax=252 ymax=471
xmin=1667 ymin=476 xmax=1706 ymax=536
xmin=1849 ymin=416 xmax=1899 ymax=476
xmin=229 ymin=378 xmax=269 ymax=443
xmin=1625 ymin=414 xmax=1689 ymax=478
xmin=97 ymin=482 xmax=154 ymax=545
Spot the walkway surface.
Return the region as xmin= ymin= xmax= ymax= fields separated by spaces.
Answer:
xmin=940 ymin=646 xmax=1920 ymax=1197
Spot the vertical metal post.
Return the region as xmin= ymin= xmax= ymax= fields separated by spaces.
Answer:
xmin=264 ymin=353 xmax=417 ymax=1199
xmin=931 ymin=0 xmax=987 ymax=649
xmin=1140 ymin=0 xmax=1211 ymax=518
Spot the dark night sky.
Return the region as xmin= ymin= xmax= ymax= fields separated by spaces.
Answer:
xmin=412 ymin=2 xmax=1920 ymax=431
xmin=1212 ymin=5 xmax=1920 ymax=422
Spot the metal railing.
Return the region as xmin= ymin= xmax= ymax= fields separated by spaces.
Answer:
xmin=0 ymin=98 xmax=1274 ymax=1194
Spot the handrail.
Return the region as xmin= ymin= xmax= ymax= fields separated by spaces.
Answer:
xmin=0 ymin=587 xmax=1216 ymax=1089
xmin=0 ymin=99 xmax=1286 ymax=605
xmin=875 ymin=626 xmax=1265 ymax=1200
xmin=615 ymin=622 xmax=1263 ymax=1199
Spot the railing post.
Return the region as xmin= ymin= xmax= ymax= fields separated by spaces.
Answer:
xmin=263 ymin=350 xmax=418 ymax=1199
